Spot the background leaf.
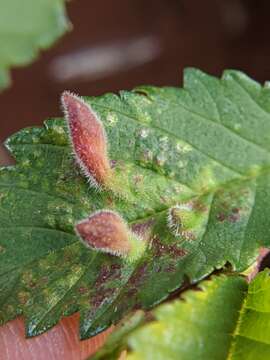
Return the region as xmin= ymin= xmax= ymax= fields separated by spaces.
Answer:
xmin=91 ymin=310 xmax=145 ymax=360
xmin=1 ymin=69 xmax=270 ymax=339
xmin=102 ymin=270 xmax=270 ymax=360
xmin=0 ymin=0 xmax=70 ymax=90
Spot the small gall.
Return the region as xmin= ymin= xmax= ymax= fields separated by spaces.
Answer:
xmin=168 ymin=197 xmax=212 ymax=241
xmin=75 ymin=210 xmax=146 ymax=261
xmin=61 ymin=91 xmax=111 ymax=189
xmin=168 ymin=204 xmax=192 ymax=235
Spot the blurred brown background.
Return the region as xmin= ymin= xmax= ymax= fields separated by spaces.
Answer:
xmin=1 ymin=0 xmax=270 ymax=150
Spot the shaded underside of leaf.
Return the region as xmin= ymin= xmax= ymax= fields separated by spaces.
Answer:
xmin=91 ymin=310 xmax=145 ymax=360
xmin=96 ymin=270 xmax=270 ymax=360
xmin=0 ymin=0 xmax=70 ymax=90
xmin=1 ymin=68 xmax=270 ymax=339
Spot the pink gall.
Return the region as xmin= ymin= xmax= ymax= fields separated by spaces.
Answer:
xmin=61 ymin=91 xmax=112 ymax=189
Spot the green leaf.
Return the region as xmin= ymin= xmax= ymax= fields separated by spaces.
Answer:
xmin=104 ymin=270 xmax=270 ymax=360
xmin=0 ymin=0 xmax=70 ymax=90
xmin=91 ymin=310 xmax=145 ymax=360
xmin=1 ymin=68 xmax=270 ymax=339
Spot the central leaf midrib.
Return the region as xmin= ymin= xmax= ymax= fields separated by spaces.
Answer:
xmin=128 ymin=164 xmax=270 ymax=226
xmin=2 ymin=160 xmax=270 ymax=233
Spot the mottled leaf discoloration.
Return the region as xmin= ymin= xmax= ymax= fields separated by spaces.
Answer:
xmin=1 ymin=69 xmax=270 ymax=339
